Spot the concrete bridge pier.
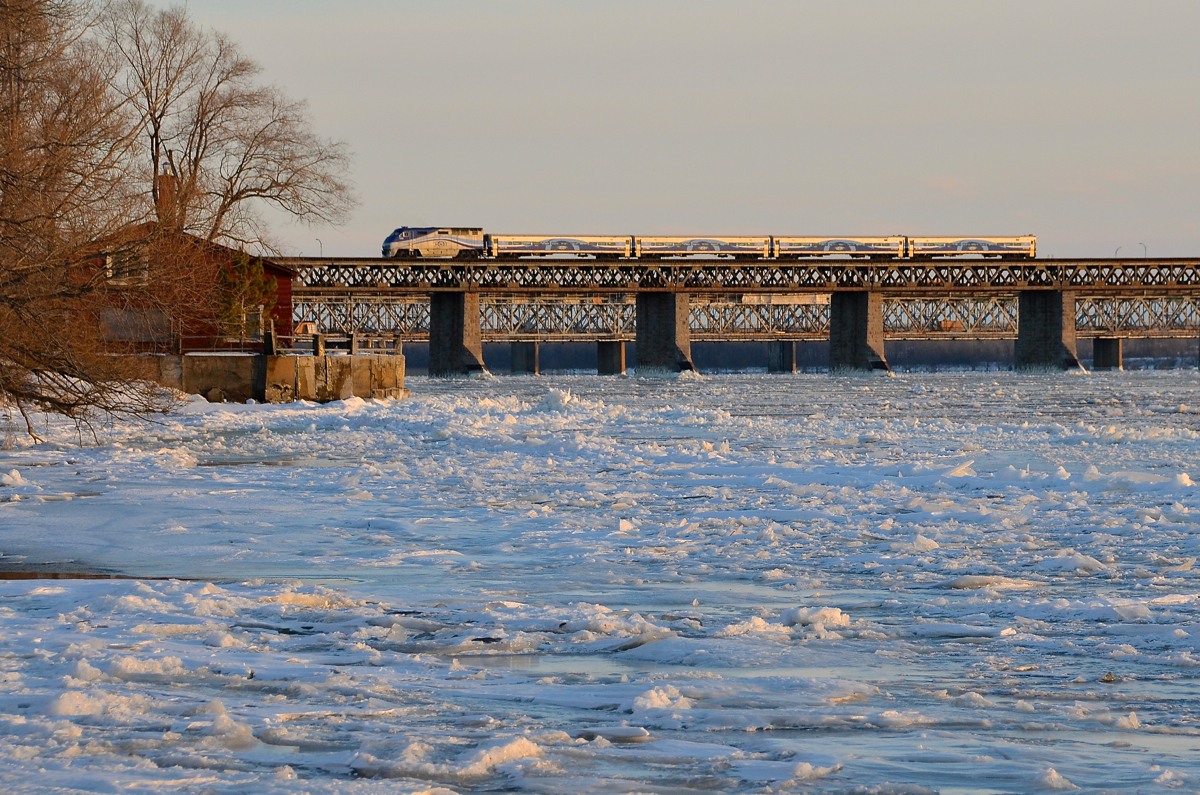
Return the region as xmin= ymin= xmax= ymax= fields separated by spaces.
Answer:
xmin=635 ymin=292 xmax=694 ymax=373
xmin=428 ymin=291 xmax=487 ymax=376
xmin=511 ymin=342 xmax=540 ymax=375
xmin=767 ymin=341 xmax=797 ymax=373
xmin=597 ymin=341 xmax=626 ymax=375
xmin=1093 ymin=337 xmax=1123 ymax=371
xmin=1016 ymin=291 xmax=1080 ymax=371
xmin=828 ymin=292 xmax=890 ymax=373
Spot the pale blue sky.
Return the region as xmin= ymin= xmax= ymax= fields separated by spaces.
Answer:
xmin=188 ymin=1 xmax=1200 ymax=258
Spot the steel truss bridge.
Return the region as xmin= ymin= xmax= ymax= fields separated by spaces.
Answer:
xmin=276 ymin=257 xmax=1200 ymax=342
xmin=293 ymin=294 xmax=1200 ymax=342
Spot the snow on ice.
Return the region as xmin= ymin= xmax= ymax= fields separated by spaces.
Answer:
xmin=0 ymin=371 xmax=1198 ymax=792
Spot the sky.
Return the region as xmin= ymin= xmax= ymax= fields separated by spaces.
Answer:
xmin=186 ymin=1 xmax=1200 ymax=258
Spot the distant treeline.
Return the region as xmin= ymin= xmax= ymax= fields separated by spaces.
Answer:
xmin=400 ymin=338 xmax=1199 ymax=375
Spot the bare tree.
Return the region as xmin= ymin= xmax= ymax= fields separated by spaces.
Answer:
xmin=105 ymin=1 xmax=355 ymax=251
xmin=0 ymin=0 xmax=171 ymax=438
xmin=0 ymin=1 xmax=354 ymax=437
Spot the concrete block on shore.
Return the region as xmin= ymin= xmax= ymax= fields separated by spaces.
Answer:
xmin=127 ymin=353 xmax=406 ymax=404
xmin=181 ymin=354 xmax=264 ymax=403
xmin=264 ymin=356 xmax=297 ymax=403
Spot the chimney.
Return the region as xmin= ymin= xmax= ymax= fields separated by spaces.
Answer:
xmin=155 ymin=172 xmax=178 ymax=227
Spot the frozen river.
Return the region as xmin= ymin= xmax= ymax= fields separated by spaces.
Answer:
xmin=1 ymin=371 xmax=1199 ymax=793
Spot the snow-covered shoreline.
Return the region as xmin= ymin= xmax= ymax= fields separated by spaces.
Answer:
xmin=0 ymin=372 xmax=1198 ymax=792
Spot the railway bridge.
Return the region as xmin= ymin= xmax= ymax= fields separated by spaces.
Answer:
xmin=273 ymin=256 xmax=1200 ymax=375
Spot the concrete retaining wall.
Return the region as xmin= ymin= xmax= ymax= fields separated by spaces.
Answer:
xmin=130 ymin=354 xmax=405 ymax=403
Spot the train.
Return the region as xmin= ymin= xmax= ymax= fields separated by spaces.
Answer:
xmin=382 ymin=227 xmax=1036 ymax=260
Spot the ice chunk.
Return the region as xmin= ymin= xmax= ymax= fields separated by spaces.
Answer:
xmin=455 ymin=737 xmax=543 ymax=777
xmin=210 ymin=714 xmax=257 ymax=750
xmin=892 ymin=534 xmax=939 ymax=552
xmin=792 ymin=762 xmax=839 ymax=780
xmin=260 ymin=589 xmax=361 ymax=609
xmin=538 ymin=388 xmax=574 ymax=411
xmin=732 ymin=759 xmax=841 ymax=783
xmin=203 ymin=630 xmax=245 ymax=648
xmin=49 ymin=691 xmax=152 ymax=717
xmin=1114 ymin=711 xmax=1141 ymax=729
xmin=631 ymin=685 xmax=692 ymax=711
xmin=576 ymin=726 xmax=652 ymax=743
xmin=943 ymin=460 xmax=976 ymax=477
xmin=1033 ymin=550 xmax=1106 ymax=574
xmin=108 ymin=655 xmax=188 ymax=680
xmin=69 ymin=659 xmax=103 ymax=681
xmin=49 ymin=691 xmax=106 ymax=716
xmin=912 ymin=534 xmax=939 ymax=551
xmin=910 ymin=623 xmax=1007 ymax=638
xmin=996 ymin=465 xmax=1029 ymax=481
xmin=1034 ymin=768 xmax=1080 ymax=790
xmin=711 ymin=616 xmax=789 ymax=638
xmin=780 ymin=606 xmax=850 ymax=628
xmin=939 ymin=575 xmax=1035 ymax=590
xmin=350 ymin=737 xmax=542 ymax=780
xmin=954 ymin=691 xmax=995 ymax=708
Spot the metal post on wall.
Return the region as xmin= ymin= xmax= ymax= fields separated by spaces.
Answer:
xmin=263 ymin=319 xmax=278 ymax=356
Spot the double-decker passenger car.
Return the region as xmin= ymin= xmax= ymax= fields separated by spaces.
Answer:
xmin=907 ymin=236 xmax=1035 ymax=259
xmin=485 ymin=235 xmax=632 ymax=258
xmin=773 ymin=236 xmax=906 ymax=259
xmin=633 ymin=237 xmax=771 ymax=258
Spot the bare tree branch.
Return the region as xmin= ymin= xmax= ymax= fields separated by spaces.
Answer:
xmin=105 ymin=1 xmax=356 ymax=252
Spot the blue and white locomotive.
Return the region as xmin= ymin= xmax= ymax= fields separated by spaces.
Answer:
xmin=382 ymin=227 xmax=485 ymax=258
xmin=383 ymin=228 xmax=1035 ymax=260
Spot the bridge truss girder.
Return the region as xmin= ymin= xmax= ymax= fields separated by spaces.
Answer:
xmin=282 ymin=257 xmax=1200 ymax=294
xmin=291 ymin=294 xmax=1200 ymax=342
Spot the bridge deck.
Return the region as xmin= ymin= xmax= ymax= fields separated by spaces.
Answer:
xmin=278 ymin=257 xmax=1200 ymax=295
